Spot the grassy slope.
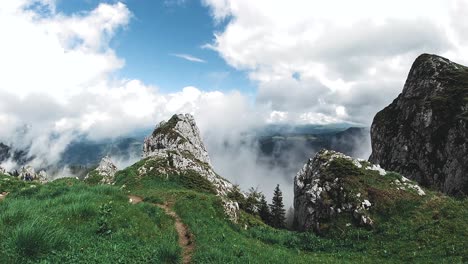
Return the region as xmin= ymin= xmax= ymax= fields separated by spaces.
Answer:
xmin=115 ymin=158 xmax=468 ymax=263
xmin=114 ymin=160 xmax=371 ymax=263
xmin=1 ymin=154 xmax=467 ymax=264
xmin=0 ymin=174 xmax=180 ymax=263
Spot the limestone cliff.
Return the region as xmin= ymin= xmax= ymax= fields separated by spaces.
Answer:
xmin=369 ymin=54 xmax=468 ymax=196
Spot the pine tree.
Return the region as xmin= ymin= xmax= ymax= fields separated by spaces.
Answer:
xmin=227 ymin=185 xmax=246 ymax=209
xmin=270 ymin=184 xmax=286 ymax=228
xmin=245 ymin=187 xmax=261 ymax=214
xmin=258 ymin=194 xmax=271 ymax=224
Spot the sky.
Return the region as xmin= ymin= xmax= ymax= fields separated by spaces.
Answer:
xmin=0 ymin=0 xmax=467 ymax=171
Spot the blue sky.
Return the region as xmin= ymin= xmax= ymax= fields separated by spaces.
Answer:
xmin=56 ymin=0 xmax=254 ymax=94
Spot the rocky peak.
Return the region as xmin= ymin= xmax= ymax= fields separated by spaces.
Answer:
xmin=369 ymin=54 xmax=468 ymax=196
xmin=143 ymin=114 xmax=211 ymax=165
xmin=84 ymin=156 xmax=118 ymax=185
xmin=401 ymin=53 xmax=467 ymax=98
xmin=294 ymin=149 xmax=426 ymax=234
xmin=96 ymin=156 xmax=118 ymax=183
xmin=141 ymin=114 xmax=239 ymax=221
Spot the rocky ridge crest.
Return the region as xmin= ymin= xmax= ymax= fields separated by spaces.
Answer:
xmin=369 ymin=54 xmax=468 ymax=196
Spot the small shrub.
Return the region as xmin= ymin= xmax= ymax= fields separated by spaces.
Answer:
xmin=96 ymin=202 xmax=113 ymax=235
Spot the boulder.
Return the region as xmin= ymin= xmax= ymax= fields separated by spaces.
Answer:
xmin=17 ymin=165 xmax=48 ymax=183
xmin=19 ymin=166 xmax=36 ymax=181
xmin=37 ymin=170 xmax=48 ymax=183
xmin=369 ymin=54 xmax=468 ymax=196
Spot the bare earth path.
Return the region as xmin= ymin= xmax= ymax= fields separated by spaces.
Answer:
xmin=128 ymin=195 xmax=194 ymax=264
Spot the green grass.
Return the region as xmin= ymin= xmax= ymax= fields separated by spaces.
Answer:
xmin=114 ymin=158 xmax=466 ymax=263
xmin=0 ymin=173 xmax=37 ymax=193
xmin=83 ymin=170 xmax=103 ymax=185
xmin=1 ymin=156 xmax=467 ymax=263
xmin=0 ymin=176 xmax=180 ymax=263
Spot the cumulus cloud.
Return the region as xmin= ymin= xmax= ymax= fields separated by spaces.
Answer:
xmin=202 ymin=0 xmax=467 ymax=124
xmin=0 ymin=1 xmax=256 ymax=171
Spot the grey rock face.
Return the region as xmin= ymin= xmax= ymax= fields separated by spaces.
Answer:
xmin=143 ymin=114 xmax=211 ymax=165
xmin=0 ymin=166 xmax=5 ymax=175
xmin=143 ymin=114 xmax=239 ymax=221
xmin=85 ymin=156 xmax=118 ymax=184
xmin=96 ymin=156 xmax=118 ymax=184
xmin=18 ymin=166 xmax=48 ymax=183
xmin=294 ymin=149 xmax=426 ymax=233
xmin=294 ymin=150 xmax=375 ymax=232
xmin=369 ymin=54 xmax=468 ymax=196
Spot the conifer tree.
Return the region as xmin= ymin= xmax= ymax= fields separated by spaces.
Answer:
xmin=270 ymin=184 xmax=286 ymax=228
xmin=258 ymin=194 xmax=271 ymax=224
xmin=245 ymin=187 xmax=261 ymax=214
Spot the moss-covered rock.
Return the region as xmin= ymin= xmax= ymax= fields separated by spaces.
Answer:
xmin=294 ymin=149 xmax=427 ymax=234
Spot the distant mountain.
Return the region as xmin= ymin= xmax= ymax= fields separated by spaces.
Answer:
xmin=258 ymin=123 xmax=357 ymax=137
xmin=0 ymin=142 xmax=31 ymax=166
xmin=257 ymin=126 xmax=370 ymax=165
xmin=0 ymin=125 xmax=369 ymax=179
xmin=59 ymin=137 xmax=143 ymax=166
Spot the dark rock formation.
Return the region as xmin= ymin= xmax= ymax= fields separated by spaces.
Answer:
xmin=369 ymin=54 xmax=468 ymax=196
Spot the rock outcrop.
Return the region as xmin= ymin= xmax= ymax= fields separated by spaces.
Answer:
xmin=18 ymin=165 xmax=48 ymax=183
xmin=143 ymin=114 xmax=239 ymax=221
xmin=84 ymin=156 xmax=118 ymax=184
xmin=0 ymin=166 xmax=5 ymax=175
xmin=294 ymin=149 xmax=426 ymax=233
xmin=369 ymin=54 xmax=468 ymax=196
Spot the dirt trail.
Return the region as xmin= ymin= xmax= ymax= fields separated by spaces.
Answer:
xmin=128 ymin=195 xmax=194 ymax=264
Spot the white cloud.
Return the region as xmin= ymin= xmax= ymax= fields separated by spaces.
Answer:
xmin=171 ymin=53 xmax=207 ymax=63
xmin=202 ymin=0 xmax=468 ymax=124
xmin=0 ymin=1 xmax=254 ymax=169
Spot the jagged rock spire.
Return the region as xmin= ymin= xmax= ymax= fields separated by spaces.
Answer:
xmin=143 ymin=114 xmax=211 ymax=165
xmin=142 ymin=113 xmax=239 ymax=221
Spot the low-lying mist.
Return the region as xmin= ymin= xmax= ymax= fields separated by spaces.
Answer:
xmin=204 ymin=127 xmax=371 ymax=208
xmin=0 ymin=118 xmax=371 ymax=209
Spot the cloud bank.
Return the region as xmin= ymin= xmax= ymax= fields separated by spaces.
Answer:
xmin=0 ymin=1 xmax=256 ymax=170
xmin=202 ymin=0 xmax=468 ymax=124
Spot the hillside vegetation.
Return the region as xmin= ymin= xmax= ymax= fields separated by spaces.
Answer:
xmin=1 ymin=157 xmax=467 ymax=263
